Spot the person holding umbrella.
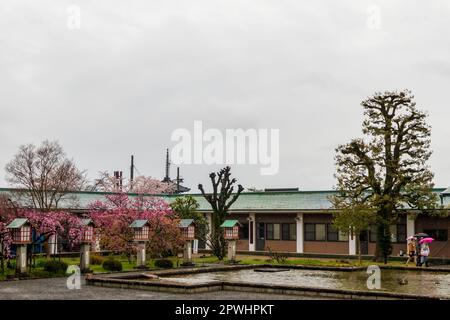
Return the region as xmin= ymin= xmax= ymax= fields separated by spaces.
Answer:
xmin=414 ymin=233 xmax=428 ymax=267
xmin=419 ymin=237 xmax=434 ymax=267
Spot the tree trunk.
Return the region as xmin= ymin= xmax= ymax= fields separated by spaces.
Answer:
xmin=374 ymin=208 xmax=392 ymax=263
xmin=357 ymin=236 xmax=361 ymax=265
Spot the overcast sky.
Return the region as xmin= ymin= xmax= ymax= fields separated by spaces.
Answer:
xmin=1 ymin=0 xmax=450 ymax=192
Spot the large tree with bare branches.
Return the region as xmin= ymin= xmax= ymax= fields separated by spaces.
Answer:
xmin=334 ymin=90 xmax=439 ymax=263
xmin=5 ymin=140 xmax=86 ymax=211
xmin=198 ymin=166 xmax=244 ymax=260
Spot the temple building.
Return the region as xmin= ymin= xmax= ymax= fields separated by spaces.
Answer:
xmin=1 ymin=187 xmax=449 ymax=259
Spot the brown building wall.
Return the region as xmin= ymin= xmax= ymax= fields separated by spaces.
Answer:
xmin=224 ymin=211 xmax=450 ymax=259
xmin=255 ymin=213 xmax=297 ymax=223
xmin=303 ymin=213 xmax=333 ymax=223
xmin=264 ymin=240 xmax=296 ymax=252
xmin=236 ymin=239 xmax=249 ymax=251
xmin=416 ymin=215 xmax=450 ymax=258
xmin=367 ymin=243 xmax=407 ymax=256
xmin=304 ymin=241 xmax=348 ymax=254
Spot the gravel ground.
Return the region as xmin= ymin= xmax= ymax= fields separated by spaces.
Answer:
xmin=0 ymin=277 xmax=330 ymax=300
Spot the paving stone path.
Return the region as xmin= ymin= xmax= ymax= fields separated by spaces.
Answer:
xmin=0 ymin=277 xmax=330 ymax=300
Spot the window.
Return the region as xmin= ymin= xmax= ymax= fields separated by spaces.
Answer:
xmin=396 ymin=225 xmax=406 ymax=243
xmin=327 ymin=225 xmax=339 ymax=241
xmin=369 ymin=225 xmax=406 ymax=243
xmin=423 ymin=229 xmax=448 ymax=242
xmin=266 ymin=223 xmax=281 ymax=240
xmin=282 ymin=223 xmax=296 ymax=240
xmin=339 ymin=231 xmax=349 ymax=242
xmin=305 ymin=223 xmax=315 ymax=241
xmin=315 ymin=224 xmax=326 ymax=241
xmin=304 ymin=223 xmax=326 ymax=241
xmin=390 ymin=225 xmax=398 ymax=243
xmin=249 ymin=221 xmax=254 ymax=244
xmin=326 ymin=225 xmax=348 ymax=242
xmin=239 ymin=223 xmax=249 ymax=240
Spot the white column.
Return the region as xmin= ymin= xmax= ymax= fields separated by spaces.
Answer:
xmin=349 ymin=230 xmax=357 ymax=255
xmin=248 ymin=213 xmax=256 ymax=252
xmin=193 ymin=239 xmax=199 ymax=254
xmin=49 ymin=234 xmax=58 ymax=255
xmin=296 ymin=213 xmax=304 ymax=253
xmin=205 ymin=213 xmax=213 ymax=250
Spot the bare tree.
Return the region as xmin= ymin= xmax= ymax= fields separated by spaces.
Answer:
xmin=5 ymin=140 xmax=86 ymax=211
xmin=198 ymin=166 xmax=244 ymax=260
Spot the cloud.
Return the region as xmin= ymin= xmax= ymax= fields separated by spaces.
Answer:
xmin=1 ymin=0 xmax=450 ymax=191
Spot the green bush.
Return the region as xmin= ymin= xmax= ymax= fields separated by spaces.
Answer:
xmin=90 ymin=255 xmax=104 ymax=265
xmin=102 ymin=258 xmax=123 ymax=271
xmin=154 ymin=259 xmax=174 ymax=269
xmin=43 ymin=260 xmax=69 ymax=274
xmin=35 ymin=259 xmax=48 ymax=268
xmin=7 ymin=260 xmax=16 ymax=270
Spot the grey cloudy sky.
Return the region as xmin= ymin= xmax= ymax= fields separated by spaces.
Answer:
xmin=1 ymin=0 xmax=450 ymax=192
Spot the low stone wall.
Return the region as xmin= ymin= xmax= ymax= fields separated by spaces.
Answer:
xmin=85 ymin=265 xmax=448 ymax=300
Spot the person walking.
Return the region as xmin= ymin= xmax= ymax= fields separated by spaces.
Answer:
xmin=406 ymin=238 xmax=416 ymax=265
xmin=420 ymin=243 xmax=430 ymax=267
xmin=416 ymin=240 xmax=422 ymax=267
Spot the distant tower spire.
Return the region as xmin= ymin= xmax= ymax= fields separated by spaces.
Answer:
xmin=162 ymin=148 xmax=171 ymax=183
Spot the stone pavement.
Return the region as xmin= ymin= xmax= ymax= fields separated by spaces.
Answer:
xmin=0 ymin=277 xmax=330 ymax=300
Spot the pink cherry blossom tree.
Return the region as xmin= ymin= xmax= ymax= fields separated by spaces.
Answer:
xmin=0 ymin=194 xmax=87 ymax=272
xmin=0 ymin=196 xmax=17 ymax=273
xmin=89 ymin=193 xmax=183 ymax=261
xmin=92 ymin=171 xmax=176 ymax=194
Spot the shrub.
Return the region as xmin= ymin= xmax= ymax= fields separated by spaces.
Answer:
xmin=267 ymin=247 xmax=288 ymax=264
xmin=7 ymin=260 xmax=16 ymax=270
xmin=43 ymin=260 xmax=68 ymax=274
xmin=90 ymin=255 xmax=104 ymax=265
xmin=154 ymin=259 xmax=174 ymax=269
xmin=102 ymin=258 xmax=123 ymax=272
xmin=35 ymin=259 xmax=47 ymax=268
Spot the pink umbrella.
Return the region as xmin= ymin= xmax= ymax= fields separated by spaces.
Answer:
xmin=419 ymin=237 xmax=434 ymax=244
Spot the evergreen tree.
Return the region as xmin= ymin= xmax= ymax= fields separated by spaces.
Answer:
xmin=334 ymin=90 xmax=439 ymax=262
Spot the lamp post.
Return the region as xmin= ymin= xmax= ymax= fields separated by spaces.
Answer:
xmin=80 ymin=219 xmax=95 ymax=273
xmin=129 ymin=220 xmax=150 ymax=269
xmin=6 ymin=218 xmax=32 ymax=276
xmin=179 ymin=219 xmax=195 ymax=265
xmin=220 ymin=220 xmax=241 ymax=262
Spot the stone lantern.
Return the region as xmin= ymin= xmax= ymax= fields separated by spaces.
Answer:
xmin=129 ymin=220 xmax=150 ymax=268
xmin=220 ymin=220 xmax=241 ymax=262
xmin=7 ymin=218 xmax=32 ymax=275
xmin=80 ymin=219 xmax=95 ymax=273
xmin=179 ymin=219 xmax=195 ymax=264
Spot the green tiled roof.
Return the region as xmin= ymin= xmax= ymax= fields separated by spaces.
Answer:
xmin=220 ymin=220 xmax=240 ymax=228
xmin=179 ymin=219 xmax=194 ymax=228
xmin=6 ymin=218 xmax=29 ymax=229
xmin=0 ymin=187 xmax=448 ymax=212
xmin=129 ymin=220 xmax=149 ymax=228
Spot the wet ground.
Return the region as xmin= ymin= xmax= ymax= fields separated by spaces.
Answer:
xmin=0 ymin=277 xmax=330 ymax=300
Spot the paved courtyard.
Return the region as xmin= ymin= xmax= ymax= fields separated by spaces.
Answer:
xmin=0 ymin=277 xmax=329 ymax=300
